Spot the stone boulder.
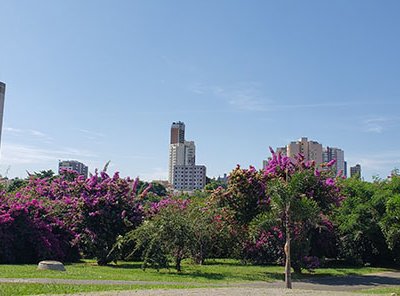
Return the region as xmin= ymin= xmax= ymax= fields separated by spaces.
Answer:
xmin=37 ymin=260 xmax=66 ymax=271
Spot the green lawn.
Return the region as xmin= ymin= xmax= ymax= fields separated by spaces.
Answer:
xmin=0 ymin=259 xmax=393 ymax=284
xmin=356 ymin=287 xmax=400 ymax=294
xmin=0 ymin=283 xmax=199 ymax=296
xmin=0 ymin=260 xmax=396 ymax=295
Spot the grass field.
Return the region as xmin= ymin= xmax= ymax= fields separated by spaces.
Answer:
xmin=0 ymin=259 xmax=392 ymax=283
xmin=0 ymin=283 xmax=203 ymax=296
xmin=0 ymin=259 xmax=396 ymax=295
xmin=360 ymin=287 xmax=400 ymax=294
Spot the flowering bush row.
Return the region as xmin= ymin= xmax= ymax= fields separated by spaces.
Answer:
xmin=2 ymin=151 xmax=399 ymax=271
xmin=0 ymin=169 xmax=149 ymax=265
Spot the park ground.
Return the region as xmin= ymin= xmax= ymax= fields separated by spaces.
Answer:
xmin=0 ymin=259 xmax=400 ymax=295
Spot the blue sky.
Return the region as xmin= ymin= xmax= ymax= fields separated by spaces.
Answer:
xmin=1 ymin=0 xmax=399 ymax=181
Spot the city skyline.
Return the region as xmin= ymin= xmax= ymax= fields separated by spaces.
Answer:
xmin=1 ymin=1 xmax=400 ymax=181
xmin=169 ymin=121 xmax=206 ymax=190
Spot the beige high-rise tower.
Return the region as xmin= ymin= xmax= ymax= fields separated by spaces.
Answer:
xmin=0 ymin=82 xmax=5 ymax=150
xmin=168 ymin=121 xmax=206 ymax=190
xmin=287 ymin=137 xmax=323 ymax=165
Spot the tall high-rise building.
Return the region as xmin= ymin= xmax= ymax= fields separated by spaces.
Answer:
xmin=170 ymin=121 xmax=185 ymax=144
xmin=59 ymin=160 xmax=89 ymax=178
xmin=350 ymin=164 xmax=361 ymax=179
xmin=323 ymin=147 xmax=345 ymax=176
xmin=0 ymin=82 xmax=5 ymax=149
xmin=272 ymin=138 xmax=347 ymax=176
xmin=168 ymin=141 xmax=196 ymax=182
xmin=287 ymin=137 xmax=323 ymax=165
xmin=168 ymin=122 xmax=206 ymax=191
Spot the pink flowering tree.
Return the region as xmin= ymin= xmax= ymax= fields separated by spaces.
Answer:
xmin=264 ymin=148 xmax=343 ymax=288
xmin=0 ymin=190 xmax=79 ymax=263
xmin=16 ymin=169 xmax=148 ymax=265
xmin=66 ymin=171 xmax=146 ymax=265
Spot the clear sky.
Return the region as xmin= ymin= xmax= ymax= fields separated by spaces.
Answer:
xmin=1 ymin=0 xmax=399 ymax=181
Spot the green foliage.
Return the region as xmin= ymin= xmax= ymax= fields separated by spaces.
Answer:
xmin=334 ymin=177 xmax=397 ymax=265
xmin=204 ymin=178 xmax=227 ymax=192
xmin=7 ymin=178 xmax=27 ymax=193
xmin=266 ymin=170 xmax=328 ymax=272
xmin=31 ymin=170 xmax=56 ymax=180
xmin=124 ymin=198 xmax=236 ymax=271
xmin=211 ymin=166 xmax=267 ymax=225
xmin=127 ymin=204 xmax=192 ymax=271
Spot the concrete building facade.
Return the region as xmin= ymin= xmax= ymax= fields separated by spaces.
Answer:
xmin=287 ymin=137 xmax=323 ymax=165
xmin=170 ymin=121 xmax=185 ymax=144
xmin=323 ymin=147 xmax=345 ymax=176
xmin=0 ymin=82 xmax=5 ymax=149
xmin=168 ymin=141 xmax=196 ymax=183
xmin=350 ymin=164 xmax=361 ymax=178
xmin=172 ymin=165 xmax=206 ymax=191
xmin=168 ymin=121 xmax=206 ymax=191
xmin=271 ymin=138 xmax=348 ymax=176
xmin=59 ymin=160 xmax=89 ymax=178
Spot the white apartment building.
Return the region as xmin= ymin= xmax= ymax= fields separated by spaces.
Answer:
xmin=173 ymin=165 xmax=206 ymax=191
xmin=323 ymin=147 xmax=345 ymax=176
xmin=168 ymin=141 xmax=196 ymax=183
xmin=59 ymin=160 xmax=89 ymax=178
xmin=270 ymin=138 xmax=347 ymax=175
xmin=287 ymin=137 xmax=323 ymax=165
xmin=168 ymin=122 xmax=206 ymax=191
xmin=0 ymin=82 xmax=5 ymax=149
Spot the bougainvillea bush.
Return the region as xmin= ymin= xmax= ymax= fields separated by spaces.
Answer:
xmin=0 ymin=169 xmax=147 ymax=265
xmin=0 ymin=191 xmax=79 ymax=264
xmin=210 ymin=148 xmax=343 ymax=273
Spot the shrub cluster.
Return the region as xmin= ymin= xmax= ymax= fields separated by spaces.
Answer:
xmin=1 ymin=155 xmax=400 ymax=272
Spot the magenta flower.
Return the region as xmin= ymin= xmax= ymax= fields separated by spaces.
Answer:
xmin=325 ymin=178 xmax=335 ymax=186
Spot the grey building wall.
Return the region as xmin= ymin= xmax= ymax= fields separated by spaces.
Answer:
xmin=59 ymin=160 xmax=89 ymax=178
xmin=0 ymin=82 xmax=5 ymax=150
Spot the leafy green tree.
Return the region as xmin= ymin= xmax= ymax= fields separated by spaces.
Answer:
xmin=264 ymin=150 xmax=342 ymax=288
xmin=211 ymin=165 xmax=267 ymax=225
xmin=7 ymin=178 xmax=27 ymax=193
xmin=335 ymin=177 xmax=393 ymax=265
xmin=379 ymin=175 xmax=400 ymax=263
xmin=204 ymin=178 xmax=227 ymax=192
xmin=187 ymin=199 xmax=234 ymax=264
xmin=31 ymin=170 xmax=56 ymax=180
xmin=127 ymin=201 xmax=192 ymax=272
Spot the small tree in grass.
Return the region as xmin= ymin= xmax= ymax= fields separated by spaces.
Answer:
xmin=264 ymin=148 xmax=342 ymax=288
xmin=127 ymin=198 xmax=192 ymax=272
xmin=124 ymin=196 xmax=233 ymax=271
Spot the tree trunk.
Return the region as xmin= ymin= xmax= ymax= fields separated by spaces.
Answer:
xmin=175 ymin=250 xmax=182 ymax=272
xmin=284 ymin=203 xmax=292 ymax=289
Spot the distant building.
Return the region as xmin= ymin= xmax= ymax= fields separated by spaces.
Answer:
xmin=274 ymin=138 xmax=349 ymax=176
xmin=168 ymin=121 xmax=206 ymax=191
xmin=0 ymin=82 xmax=5 ymax=149
xmin=173 ymin=165 xmax=206 ymax=191
xmin=323 ymin=147 xmax=345 ymax=176
xmin=287 ymin=137 xmax=323 ymax=165
xmin=59 ymin=160 xmax=88 ymax=178
xmin=350 ymin=164 xmax=361 ymax=178
xmin=168 ymin=141 xmax=196 ymax=183
xmin=170 ymin=121 xmax=185 ymax=144
xmin=217 ymin=173 xmax=229 ymax=184
xmin=276 ymin=146 xmax=287 ymax=156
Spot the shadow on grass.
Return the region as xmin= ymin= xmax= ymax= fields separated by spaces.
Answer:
xmin=298 ymin=274 xmax=400 ymax=287
xmin=173 ymin=271 xmax=225 ymax=281
xmin=106 ymin=263 xmax=143 ymax=270
xmin=202 ymin=260 xmax=246 ymax=266
xmin=262 ymin=272 xmax=284 ymax=281
xmin=103 ymin=262 xmax=227 ymax=281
